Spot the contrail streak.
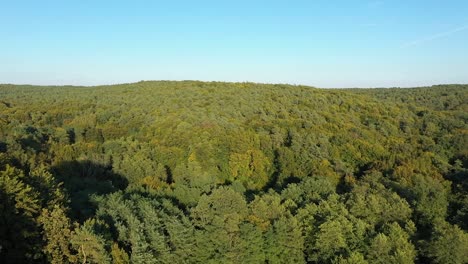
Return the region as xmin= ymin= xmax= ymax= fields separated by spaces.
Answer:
xmin=401 ymin=24 xmax=468 ymax=48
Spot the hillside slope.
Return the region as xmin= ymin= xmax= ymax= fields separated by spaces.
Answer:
xmin=0 ymin=81 xmax=467 ymax=263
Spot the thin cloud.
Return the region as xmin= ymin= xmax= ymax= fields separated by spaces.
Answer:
xmin=401 ymin=24 xmax=468 ymax=48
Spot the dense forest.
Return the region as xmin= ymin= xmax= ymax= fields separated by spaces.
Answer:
xmin=0 ymin=81 xmax=467 ymax=264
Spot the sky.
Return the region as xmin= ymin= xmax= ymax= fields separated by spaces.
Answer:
xmin=1 ymin=0 xmax=468 ymax=88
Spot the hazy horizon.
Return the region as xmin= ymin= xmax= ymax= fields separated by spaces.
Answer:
xmin=1 ymin=79 xmax=468 ymax=89
xmin=1 ymin=0 xmax=468 ymax=88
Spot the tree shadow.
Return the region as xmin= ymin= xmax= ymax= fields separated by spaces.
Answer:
xmin=263 ymin=149 xmax=281 ymax=191
xmin=0 ymin=141 xmax=7 ymax=153
xmin=0 ymin=188 xmax=41 ymax=263
xmin=51 ymin=160 xmax=129 ymax=222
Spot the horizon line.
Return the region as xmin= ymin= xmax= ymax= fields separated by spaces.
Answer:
xmin=1 ymin=80 xmax=466 ymax=89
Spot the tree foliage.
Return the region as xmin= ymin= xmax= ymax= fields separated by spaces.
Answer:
xmin=0 ymin=82 xmax=466 ymax=263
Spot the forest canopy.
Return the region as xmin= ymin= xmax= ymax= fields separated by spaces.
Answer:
xmin=0 ymin=81 xmax=467 ymax=263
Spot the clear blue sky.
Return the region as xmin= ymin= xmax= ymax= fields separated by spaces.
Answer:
xmin=1 ymin=0 xmax=467 ymax=87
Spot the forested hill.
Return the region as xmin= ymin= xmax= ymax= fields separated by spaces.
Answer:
xmin=1 ymin=81 xmax=467 ymax=263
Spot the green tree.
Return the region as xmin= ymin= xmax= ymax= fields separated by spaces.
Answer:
xmin=71 ymin=219 xmax=111 ymax=264
xmin=0 ymin=165 xmax=42 ymax=262
xmin=39 ymin=205 xmax=78 ymax=263
xmin=366 ymin=223 xmax=416 ymax=264
xmin=427 ymin=221 xmax=468 ymax=264
xmin=265 ymin=216 xmax=305 ymax=264
xmin=191 ymin=187 xmax=250 ymax=262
